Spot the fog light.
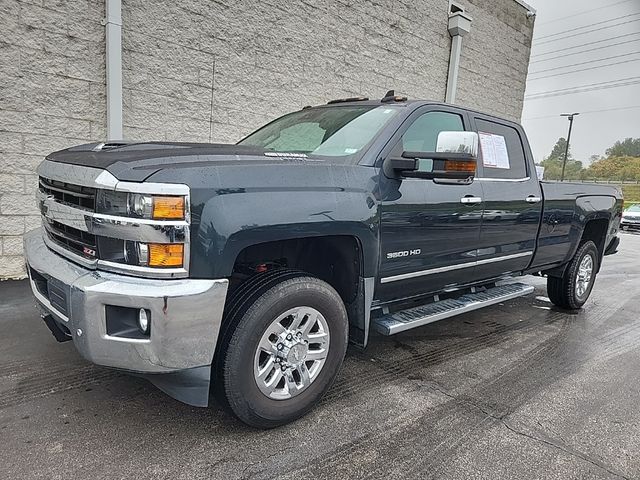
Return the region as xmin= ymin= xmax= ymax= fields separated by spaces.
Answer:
xmin=138 ymin=308 xmax=150 ymax=334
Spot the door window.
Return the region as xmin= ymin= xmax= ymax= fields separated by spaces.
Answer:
xmin=401 ymin=111 xmax=464 ymax=152
xmin=475 ymin=118 xmax=527 ymax=179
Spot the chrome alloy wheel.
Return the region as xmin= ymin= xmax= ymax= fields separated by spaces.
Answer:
xmin=254 ymin=307 xmax=330 ymax=400
xmin=576 ymin=253 xmax=594 ymax=299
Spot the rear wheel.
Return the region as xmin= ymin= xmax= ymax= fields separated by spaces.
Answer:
xmin=217 ymin=271 xmax=348 ymax=428
xmin=547 ymin=240 xmax=599 ymax=310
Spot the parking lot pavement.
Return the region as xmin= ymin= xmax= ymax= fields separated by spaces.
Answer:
xmin=1 ymin=234 xmax=639 ymax=480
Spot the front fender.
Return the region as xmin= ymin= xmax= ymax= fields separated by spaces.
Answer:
xmin=187 ymin=169 xmax=381 ymax=279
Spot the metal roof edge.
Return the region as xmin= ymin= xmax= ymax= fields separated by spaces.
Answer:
xmin=512 ymin=0 xmax=536 ymax=14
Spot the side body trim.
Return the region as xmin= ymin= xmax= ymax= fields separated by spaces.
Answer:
xmin=380 ymin=251 xmax=533 ymax=284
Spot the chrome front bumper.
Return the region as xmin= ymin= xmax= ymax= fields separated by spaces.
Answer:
xmin=24 ymin=228 xmax=228 ymax=375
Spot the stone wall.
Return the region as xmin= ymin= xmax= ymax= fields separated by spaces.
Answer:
xmin=0 ymin=0 xmax=534 ymax=278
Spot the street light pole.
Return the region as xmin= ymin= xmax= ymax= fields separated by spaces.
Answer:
xmin=560 ymin=112 xmax=579 ymax=181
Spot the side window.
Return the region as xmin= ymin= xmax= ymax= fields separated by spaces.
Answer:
xmin=475 ymin=118 xmax=527 ymax=179
xmin=402 ymin=111 xmax=464 ymax=152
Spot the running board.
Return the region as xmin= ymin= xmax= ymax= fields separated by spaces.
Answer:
xmin=372 ymin=283 xmax=534 ymax=335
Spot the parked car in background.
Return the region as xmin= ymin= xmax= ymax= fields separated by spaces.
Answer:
xmin=621 ymin=204 xmax=640 ymax=230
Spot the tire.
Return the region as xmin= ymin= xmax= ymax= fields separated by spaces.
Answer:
xmin=547 ymin=240 xmax=599 ymax=310
xmin=216 ymin=271 xmax=348 ymax=428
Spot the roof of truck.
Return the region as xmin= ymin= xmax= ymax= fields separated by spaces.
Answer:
xmin=310 ymin=97 xmax=520 ymax=127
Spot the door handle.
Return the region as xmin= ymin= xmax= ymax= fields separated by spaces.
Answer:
xmin=460 ymin=196 xmax=482 ymax=204
xmin=525 ymin=195 xmax=542 ymax=203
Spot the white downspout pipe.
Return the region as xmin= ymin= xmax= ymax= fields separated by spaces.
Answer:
xmin=445 ymin=11 xmax=472 ymax=104
xmin=105 ymin=0 xmax=123 ymax=140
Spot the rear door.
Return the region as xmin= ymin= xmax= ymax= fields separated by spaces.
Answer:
xmin=470 ymin=115 xmax=543 ymax=278
xmin=376 ymin=106 xmax=485 ymax=303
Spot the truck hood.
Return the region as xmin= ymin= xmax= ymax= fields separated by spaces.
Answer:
xmin=45 ymin=142 xmax=334 ymax=182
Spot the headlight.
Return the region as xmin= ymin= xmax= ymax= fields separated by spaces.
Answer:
xmin=96 ymin=191 xmax=186 ymax=220
xmin=124 ymin=241 xmax=184 ymax=268
xmin=93 ymin=187 xmax=188 ymax=273
xmin=128 ymin=193 xmax=153 ymax=218
xmin=128 ymin=194 xmax=185 ymax=220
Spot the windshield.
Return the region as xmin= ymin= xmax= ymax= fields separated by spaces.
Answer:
xmin=238 ymin=105 xmax=400 ymax=157
xmin=627 ymin=204 xmax=640 ymax=212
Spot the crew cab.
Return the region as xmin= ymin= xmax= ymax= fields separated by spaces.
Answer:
xmin=25 ymin=93 xmax=623 ymax=427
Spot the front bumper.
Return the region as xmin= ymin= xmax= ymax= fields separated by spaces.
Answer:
xmin=621 ymin=217 xmax=640 ymax=228
xmin=24 ymin=228 xmax=228 ymax=403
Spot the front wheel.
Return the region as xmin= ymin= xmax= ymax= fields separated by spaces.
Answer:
xmin=218 ymin=272 xmax=348 ymax=428
xmin=547 ymin=240 xmax=599 ymax=310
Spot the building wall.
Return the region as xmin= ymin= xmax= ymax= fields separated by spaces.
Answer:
xmin=456 ymin=0 xmax=534 ymax=118
xmin=0 ymin=0 xmax=534 ymax=279
xmin=0 ymin=0 xmax=107 ymax=278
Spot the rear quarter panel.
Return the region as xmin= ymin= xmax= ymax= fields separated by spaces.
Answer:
xmin=531 ymin=182 xmax=622 ymax=270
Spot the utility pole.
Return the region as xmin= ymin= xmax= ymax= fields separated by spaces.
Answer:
xmin=560 ymin=113 xmax=579 ymax=181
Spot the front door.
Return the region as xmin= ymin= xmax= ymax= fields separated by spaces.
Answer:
xmin=376 ymin=108 xmax=485 ymax=303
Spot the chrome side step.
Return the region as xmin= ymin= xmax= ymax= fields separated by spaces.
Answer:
xmin=371 ymin=283 xmax=534 ymax=335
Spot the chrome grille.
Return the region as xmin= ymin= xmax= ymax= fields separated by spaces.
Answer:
xmin=37 ymin=160 xmax=191 ymax=279
xmin=39 ymin=177 xmax=96 ymax=211
xmin=39 ymin=176 xmax=99 ymax=259
xmin=43 ymin=219 xmax=98 ymax=259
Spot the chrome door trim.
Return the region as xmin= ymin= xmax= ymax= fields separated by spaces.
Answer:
xmin=474 ymin=177 xmax=531 ymax=183
xmin=380 ymin=251 xmax=533 ymax=284
xmin=475 ymin=251 xmax=532 ymax=266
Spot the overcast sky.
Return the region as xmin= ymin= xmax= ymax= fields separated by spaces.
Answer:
xmin=522 ymin=0 xmax=640 ymax=164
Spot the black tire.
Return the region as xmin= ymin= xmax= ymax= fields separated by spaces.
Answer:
xmin=216 ymin=271 xmax=348 ymax=428
xmin=547 ymin=240 xmax=599 ymax=310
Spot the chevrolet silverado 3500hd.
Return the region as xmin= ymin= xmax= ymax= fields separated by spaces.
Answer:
xmin=25 ymin=93 xmax=622 ymax=427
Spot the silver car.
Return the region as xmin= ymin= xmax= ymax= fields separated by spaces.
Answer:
xmin=621 ymin=204 xmax=640 ymax=230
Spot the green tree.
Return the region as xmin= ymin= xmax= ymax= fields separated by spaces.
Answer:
xmin=606 ymin=138 xmax=640 ymax=157
xmin=548 ymin=137 xmax=572 ymax=161
xmin=540 ymin=137 xmax=583 ymax=180
xmin=587 ymin=156 xmax=640 ymax=181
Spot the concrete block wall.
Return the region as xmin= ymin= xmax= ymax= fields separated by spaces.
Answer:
xmin=0 ymin=0 xmax=107 ymax=278
xmin=0 ymin=0 xmax=534 ymax=279
xmin=120 ymin=0 xmax=453 ymax=143
xmin=456 ymin=0 xmax=534 ymax=120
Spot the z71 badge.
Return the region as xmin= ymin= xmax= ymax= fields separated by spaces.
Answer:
xmin=386 ymin=249 xmax=421 ymax=259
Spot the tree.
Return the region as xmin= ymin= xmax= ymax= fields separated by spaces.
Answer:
xmin=548 ymin=137 xmax=572 ymax=162
xmin=605 ymin=138 xmax=640 ymax=158
xmin=540 ymin=137 xmax=583 ymax=180
xmin=587 ymin=156 xmax=640 ymax=181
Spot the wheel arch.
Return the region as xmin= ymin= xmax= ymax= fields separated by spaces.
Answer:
xmin=224 ymin=233 xmax=375 ymax=348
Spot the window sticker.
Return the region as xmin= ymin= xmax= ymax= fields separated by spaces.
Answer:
xmin=478 ymin=131 xmax=510 ymax=169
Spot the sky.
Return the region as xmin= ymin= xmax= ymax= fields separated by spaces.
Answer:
xmin=522 ymin=0 xmax=640 ymax=165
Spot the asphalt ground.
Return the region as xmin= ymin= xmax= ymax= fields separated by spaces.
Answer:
xmin=1 ymin=232 xmax=639 ymax=479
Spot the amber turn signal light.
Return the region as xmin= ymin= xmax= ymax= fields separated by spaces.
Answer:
xmin=152 ymin=196 xmax=185 ymax=220
xmin=444 ymin=160 xmax=476 ymax=173
xmin=148 ymin=243 xmax=184 ymax=267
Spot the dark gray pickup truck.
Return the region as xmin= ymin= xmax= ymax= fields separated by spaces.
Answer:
xmin=25 ymin=93 xmax=623 ymax=427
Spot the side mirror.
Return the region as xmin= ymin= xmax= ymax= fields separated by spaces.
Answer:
xmin=388 ymin=131 xmax=479 ymax=181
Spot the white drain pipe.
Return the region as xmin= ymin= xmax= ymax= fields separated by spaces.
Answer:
xmin=445 ymin=11 xmax=472 ymax=104
xmin=105 ymin=0 xmax=123 ymax=140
